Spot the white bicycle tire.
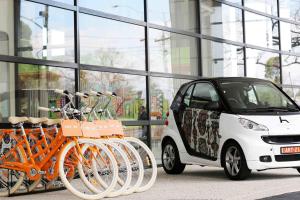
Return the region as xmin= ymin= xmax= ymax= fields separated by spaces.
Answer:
xmin=110 ymin=138 xmax=144 ymax=195
xmin=59 ymin=139 xmax=118 ymax=200
xmin=78 ymin=140 xmax=132 ymax=198
xmin=124 ymin=137 xmax=157 ymax=192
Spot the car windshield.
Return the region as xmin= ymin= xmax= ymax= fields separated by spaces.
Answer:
xmin=219 ymin=81 xmax=299 ymax=113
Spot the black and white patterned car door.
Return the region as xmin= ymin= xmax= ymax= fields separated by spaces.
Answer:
xmin=181 ymin=108 xmax=221 ymax=160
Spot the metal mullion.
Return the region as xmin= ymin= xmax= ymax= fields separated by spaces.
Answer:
xmin=241 ymin=0 xmax=247 ymax=77
xmin=149 ymin=23 xmax=200 ymax=38
xmin=25 ymin=0 xmax=76 ymax=11
xmin=0 ymin=55 xmax=78 ymax=69
xmin=74 ymin=0 xmax=80 ymax=107
xmin=80 ymin=64 xmax=148 ymax=76
xmin=201 ymin=35 xmax=245 ymax=48
xmin=145 ymin=0 xmax=152 ymax=148
xmin=149 ymin=72 xmax=199 ymax=80
xmin=79 ymin=7 xmax=146 ymax=27
xmin=277 ymin=0 xmax=283 ymax=85
xmin=218 ymin=0 xmax=300 ymax=26
xmin=198 ymin=0 xmax=202 ymax=77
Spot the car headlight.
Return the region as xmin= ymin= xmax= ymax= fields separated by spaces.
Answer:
xmin=239 ymin=118 xmax=269 ymax=131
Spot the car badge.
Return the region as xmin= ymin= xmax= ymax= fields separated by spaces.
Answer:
xmin=279 ymin=116 xmax=289 ymax=123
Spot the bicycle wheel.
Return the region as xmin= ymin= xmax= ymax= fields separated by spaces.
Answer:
xmin=124 ymin=137 xmax=157 ymax=192
xmin=59 ymin=138 xmax=118 ymax=200
xmin=79 ymin=140 xmax=131 ymax=197
xmin=110 ymin=138 xmax=144 ymax=195
xmin=0 ymin=132 xmax=25 ymax=196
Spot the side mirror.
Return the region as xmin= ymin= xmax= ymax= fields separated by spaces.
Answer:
xmin=204 ymin=101 xmax=221 ymax=111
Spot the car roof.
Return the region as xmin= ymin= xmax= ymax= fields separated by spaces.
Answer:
xmin=185 ymin=77 xmax=271 ymax=85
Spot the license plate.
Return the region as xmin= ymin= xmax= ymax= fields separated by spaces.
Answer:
xmin=281 ymin=146 xmax=300 ymax=154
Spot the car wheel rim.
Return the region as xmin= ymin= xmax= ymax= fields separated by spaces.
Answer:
xmin=225 ymin=146 xmax=241 ymax=176
xmin=163 ymin=144 xmax=176 ymax=170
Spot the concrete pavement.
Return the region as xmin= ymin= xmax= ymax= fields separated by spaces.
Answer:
xmin=3 ymin=165 xmax=300 ymax=200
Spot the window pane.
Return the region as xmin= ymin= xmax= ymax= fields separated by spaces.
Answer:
xmin=280 ymin=21 xmax=300 ymax=54
xmin=150 ymin=77 xmax=190 ymax=120
xmin=282 ymin=55 xmax=300 ymax=85
xmin=148 ymin=0 xmax=199 ymax=32
xmin=202 ymin=39 xmax=244 ymax=77
xmin=18 ymin=1 xmax=75 ymax=62
xmin=246 ymin=48 xmax=280 ymax=83
xmin=149 ymin=29 xmax=199 ymax=75
xmin=0 ymin=0 xmax=14 ymax=56
xmin=201 ymin=0 xmax=243 ymax=42
xmin=190 ymin=83 xmax=219 ymax=109
xmin=56 ymin=0 xmax=74 ymax=5
xmin=80 ymin=70 xmax=147 ymax=121
xmin=244 ymin=0 xmax=278 ymax=16
xmin=245 ymin=12 xmax=279 ymax=50
xmin=280 ymin=0 xmax=300 ymax=22
xmin=0 ymin=62 xmax=75 ymax=123
xmin=80 ymin=14 xmax=145 ymax=70
xmin=283 ymin=86 xmax=300 ymax=105
xmin=79 ymin=0 xmax=144 ymax=20
xmin=125 ymin=126 xmax=148 ymax=141
xmin=151 ymin=125 xmax=165 ymax=163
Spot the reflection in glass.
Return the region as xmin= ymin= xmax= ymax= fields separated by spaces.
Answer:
xmin=202 ymin=39 xmax=244 ymax=77
xmin=18 ymin=1 xmax=75 ymax=62
xmin=0 ymin=0 xmax=14 ymax=56
xmin=80 ymin=14 xmax=145 ymax=70
xmin=244 ymin=0 xmax=278 ymax=16
xmin=283 ymin=87 xmax=300 ymax=105
xmin=125 ymin=126 xmax=148 ymax=142
xmin=79 ymin=0 xmax=144 ymax=20
xmin=149 ymin=29 xmax=199 ymax=75
xmin=80 ymin=70 xmax=146 ymax=121
xmin=280 ymin=21 xmax=300 ymax=54
xmin=279 ymin=0 xmax=300 ymax=22
xmin=148 ymin=0 xmax=199 ymax=32
xmin=245 ymin=12 xmax=279 ymax=50
xmin=16 ymin=64 xmax=75 ymax=119
xmin=150 ymin=77 xmax=190 ymax=120
xmin=151 ymin=126 xmax=166 ymax=163
xmin=0 ymin=62 xmax=14 ymax=123
xmin=282 ymin=56 xmax=300 ymax=85
xmin=201 ymin=0 xmax=243 ymax=42
xmin=56 ymin=0 xmax=74 ymax=5
xmin=246 ymin=48 xmax=280 ymax=83
xmin=0 ymin=63 xmax=75 ymax=123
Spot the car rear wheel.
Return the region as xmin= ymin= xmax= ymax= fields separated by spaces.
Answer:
xmin=162 ymin=140 xmax=185 ymax=174
xmin=223 ymin=142 xmax=251 ymax=180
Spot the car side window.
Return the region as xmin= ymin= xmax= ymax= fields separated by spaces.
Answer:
xmin=183 ymin=84 xmax=194 ymax=107
xmin=190 ymin=82 xmax=219 ymax=109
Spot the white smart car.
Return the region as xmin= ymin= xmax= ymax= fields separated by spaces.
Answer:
xmin=161 ymin=77 xmax=300 ymax=180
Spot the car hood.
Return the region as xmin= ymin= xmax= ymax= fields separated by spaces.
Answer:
xmin=238 ymin=114 xmax=300 ymax=135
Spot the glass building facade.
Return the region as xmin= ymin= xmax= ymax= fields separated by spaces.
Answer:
xmin=0 ymin=0 xmax=299 ymax=161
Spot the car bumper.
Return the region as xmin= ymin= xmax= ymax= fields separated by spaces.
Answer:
xmin=235 ymin=133 xmax=300 ymax=170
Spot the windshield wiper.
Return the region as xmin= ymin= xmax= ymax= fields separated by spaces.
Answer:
xmin=244 ymin=107 xmax=299 ymax=112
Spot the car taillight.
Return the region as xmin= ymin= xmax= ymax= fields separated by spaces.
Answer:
xmin=164 ymin=120 xmax=169 ymax=126
xmin=166 ymin=111 xmax=169 ymax=117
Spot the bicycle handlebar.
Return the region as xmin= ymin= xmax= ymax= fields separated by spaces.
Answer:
xmin=38 ymin=107 xmax=61 ymax=113
xmin=38 ymin=106 xmax=51 ymax=112
xmin=75 ymin=92 xmax=89 ymax=98
xmin=90 ymin=90 xmax=117 ymax=97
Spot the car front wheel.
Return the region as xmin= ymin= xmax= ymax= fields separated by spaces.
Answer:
xmin=162 ymin=140 xmax=185 ymax=174
xmin=223 ymin=142 xmax=251 ymax=180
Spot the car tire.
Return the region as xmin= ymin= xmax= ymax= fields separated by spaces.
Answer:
xmin=162 ymin=139 xmax=185 ymax=174
xmin=222 ymin=142 xmax=251 ymax=180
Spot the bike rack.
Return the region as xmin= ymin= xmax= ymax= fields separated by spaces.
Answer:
xmin=2 ymin=168 xmax=66 ymax=197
